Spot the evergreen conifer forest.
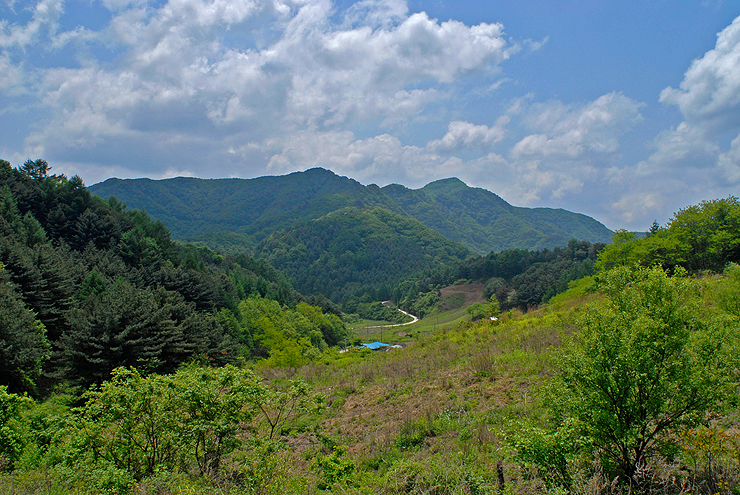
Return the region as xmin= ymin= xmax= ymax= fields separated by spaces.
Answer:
xmin=2 ymin=159 xmax=740 ymax=494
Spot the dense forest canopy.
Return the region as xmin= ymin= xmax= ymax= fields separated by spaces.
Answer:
xmin=596 ymin=196 xmax=740 ymax=274
xmin=89 ymin=168 xmax=614 ymax=256
xmin=389 ymin=196 xmax=740 ymax=318
xmin=381 ymin=177 xmax=614 ymax=253
xmin=389 ymin=239 xmax=604 ymax=317
xmin=0 ymin=159 xmax=347 ymax=396
xmin=256 ymin=206 xmax=472 ymax=304
xmin=87 ymin=168 xmax=620 ymax=319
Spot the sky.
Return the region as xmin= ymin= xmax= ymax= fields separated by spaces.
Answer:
xmin=1 ymin=0 xmax=740 ymax=231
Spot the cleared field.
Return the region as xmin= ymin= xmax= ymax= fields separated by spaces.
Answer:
xmin=347 ymin=283 xmax=489 ymax=345
xmin=439 ymin=281 xmax=486 ymax=306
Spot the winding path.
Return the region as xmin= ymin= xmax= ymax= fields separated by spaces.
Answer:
xmin=365 ymin=304 xmax=419 ymax=329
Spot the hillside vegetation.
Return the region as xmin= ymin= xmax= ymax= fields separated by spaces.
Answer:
xmin=2 ymin=159 xmax=739 ymax=495
xmin=257 ymin=206 xmax=471 ymax=304
xmin=89 ymin=168 xmax=613 ymax=312
xmin=383 ymin=177 xmax=613 ymax=253
xmin=90 ymin=169 xmax=400 ymax=248
xmin=597 ymin=196 xmax=740 ymax=274
xmin=89 ymin=168 xmax=613 ymax=255
xmin=392 ymin=239 xmax=605 ymax=318
xmin=0 ymin=159 xmax=347 ymax=395
xmin=3 ymin=261 xmax=740 ymax=494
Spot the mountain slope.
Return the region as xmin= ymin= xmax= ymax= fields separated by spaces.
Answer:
xmin=89 ymin=168 xmax=613 ymax=254
xmin=382 ymin=178 xmax=613 ymax=253
xmin=90 ymin=168 xmax=401 ymax=249
xmin=255 ymin=206 xmax=471 ymax=302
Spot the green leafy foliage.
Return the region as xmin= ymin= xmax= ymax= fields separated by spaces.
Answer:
xmin=8 ymin=158 xmax=740 ymax=494
xmin=551 ymin=265 xmax=735 ymax=484
xmin=0 ymin=386 xmax=33 ymax=470
xmin=315 ymin=445 xmax=355 ymax=489
xmin=597 ymin=196 xmax=740 ymax=274
xmin=509 ymin=419 xmax=580 ymax=488
xmin=466 ymin=297 xmax=499 ymax=321
xmin=224 ymin=296 xmax=349 ymax=369
xmin=710 ymin=262 xmax=740 ymax=317
xmin=72 ymin=365 xmax=318 ymax=482
xmin=343 ymin=299 xmax=411 ymax=323
xmin=79 ymin=368 xmax=182 ymax=479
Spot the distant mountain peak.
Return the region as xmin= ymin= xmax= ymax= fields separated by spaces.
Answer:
xmin=421 ymin=177 xmax=469 ymax=195
xmin=291 ymin=167 xmax=335 ymax=178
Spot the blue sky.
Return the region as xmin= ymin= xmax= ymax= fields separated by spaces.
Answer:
xmin=1 ymin=0 xmax=739 ymax=231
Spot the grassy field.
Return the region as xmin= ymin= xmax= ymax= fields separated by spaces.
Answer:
xmin=347 ymin=283 xmax=487 ymax=346
xmin=5 ymin=276 xmax=738 ymax=494
xmin=294 ymin=299 xmax=573 ymax=494
xmin=290 ymin=273 xmax=740 ymax=494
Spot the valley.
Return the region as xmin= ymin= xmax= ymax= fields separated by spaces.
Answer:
xmin=1 ymin=159 xmax=739 ymax=494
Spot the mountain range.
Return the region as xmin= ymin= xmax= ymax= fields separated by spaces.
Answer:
xmin=89 ymin=167 xmax=613 ymax=256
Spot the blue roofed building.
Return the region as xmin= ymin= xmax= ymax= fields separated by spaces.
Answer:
xmin=360 ymin=342 xmax=390 ymax=350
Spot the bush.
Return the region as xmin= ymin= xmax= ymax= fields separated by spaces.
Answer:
xmin=551 ymin=265 xmax=735 ymax=485
xmin=0 ymin=386 xmax=32 ymax=470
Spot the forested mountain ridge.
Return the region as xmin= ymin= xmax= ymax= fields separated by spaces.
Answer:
xmin=89 ymin=168 xmax=613 ymax=254
xmin=256 ymin=206 xmax=471 ymax=303
xmin=90 ymin=168 xmax=402 ymax=249
xmin=382 ymin=177 xmax=614 ymax=253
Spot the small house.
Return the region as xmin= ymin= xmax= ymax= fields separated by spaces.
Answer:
xmin=360 ymin=342 xmax=390 ymax=350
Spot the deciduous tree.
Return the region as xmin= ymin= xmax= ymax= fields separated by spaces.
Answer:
xmin=552 ymin=265 xmax=733 ymax=485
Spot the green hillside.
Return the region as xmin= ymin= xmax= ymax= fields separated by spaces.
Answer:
xmin=0 ymin=159 xmax=348 ymax=394
xmin=4 ymin=256 xmax=740 ymax=494
xmin=256 ymin=206 xmax=471 ymax=303
xmin=3 ymin=159 xmax=740 ymax=494
xmin=89 ymin=169 xmax=401 ymax=250
xmin=383 ymin=178 xmax=613 ymax=253
xmin=89 ymin=168 xmax=613 ymax=255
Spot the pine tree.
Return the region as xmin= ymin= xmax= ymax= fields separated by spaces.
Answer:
xmin=0 ymin=264 xmax=50 ymax=394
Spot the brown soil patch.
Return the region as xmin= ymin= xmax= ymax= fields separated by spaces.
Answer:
xmin=439 ymin=282 xmax=486 ymax=306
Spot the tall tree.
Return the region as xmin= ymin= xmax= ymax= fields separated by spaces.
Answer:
xmin=61 ymin=282 xmax=191 ymax=386
xmin=0 ymin=264 xmax=50 ymax=394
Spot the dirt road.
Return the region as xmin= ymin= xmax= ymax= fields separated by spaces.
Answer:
xmin=365 ymin=304 xmax=419 ymax=329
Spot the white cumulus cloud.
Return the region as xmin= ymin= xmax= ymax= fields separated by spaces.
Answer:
xmin=504 ymin=92 xmax=643 ymax=204
xmin=427 ymin=117 xmax=508 ymax=153
xmin=512 ymin=92 xmax=643 ymax=160
xmin=644 ymin=14 xmax=740 ymax=183
xmin=660 ymin=15 xmax=740 ymax=132
xmin=6 ymin=0 xmax=740 ymax=234
xmin=0 ymin=0 xmax=63 ymax=48
xmin=7 ymin=0 xmax=513 ymax=180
